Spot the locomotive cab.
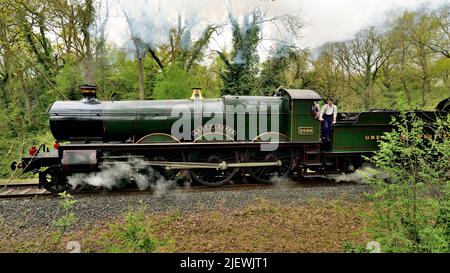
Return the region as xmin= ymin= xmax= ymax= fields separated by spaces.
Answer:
xmin=275 ymin=88 xmax=322 ymax=143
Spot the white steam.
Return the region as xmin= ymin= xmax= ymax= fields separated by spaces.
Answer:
xmin=67 ymin=158 xmax=177 ymax=196
xmin=120 ymin=0 xmax=171 ymax=50
xmin=114 ymin=0 xmax=303 ymax=61
xmin=331 ymin=164 xmax=388 ymax=184
xmin=119 ymin=0 xmax=217 ymax=52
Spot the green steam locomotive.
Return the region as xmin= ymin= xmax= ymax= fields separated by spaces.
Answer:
xmin=11 ymin=85 xmax=450 ymax=193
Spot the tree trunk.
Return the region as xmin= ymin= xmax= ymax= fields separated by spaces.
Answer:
xmin=81 ymin=0 xmax=95 ymax=85
xmin=421 ymin=77 xmax=431 ymax=108
xmin=148 ymin=48 xmax=164 ymax=70
xmin=137 ymin=57 xmax=145 ymax=100
xmin=20 ymin=73 xmax=32 ymax=126
xmin=402 ymin=80 xmax=411 ymax=105
xmin=23 ymin=90 xmax=32 ymax=126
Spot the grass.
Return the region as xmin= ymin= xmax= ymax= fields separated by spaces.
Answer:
xmin=0 ymin=199 xmax=371 ymax=253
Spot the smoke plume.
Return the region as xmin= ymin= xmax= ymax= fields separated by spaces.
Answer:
xmin=67 ymin=158 xmax=177 ymax=196
xmin=115 ymin=0 xmax=303 ymax=61
xmin=331 ymin=164 xmax=388 ymax=184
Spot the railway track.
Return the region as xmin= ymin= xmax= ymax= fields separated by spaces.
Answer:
xmin=0 ymin=183 xmax=51 ymax=198
xmin=0 ymin=181 xmax=290 ymax=199
xmin=0 ymin=178 xmax=344 ymax=199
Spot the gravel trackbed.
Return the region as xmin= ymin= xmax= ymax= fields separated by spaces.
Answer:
xmin=0 ymin=181 xmax=370 ymax=230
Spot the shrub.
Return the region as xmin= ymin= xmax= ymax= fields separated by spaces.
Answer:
xmin=365 ymin=114 xmax=449 ymax=253
xmin=108 ymin=210 xmax=169 ymax=253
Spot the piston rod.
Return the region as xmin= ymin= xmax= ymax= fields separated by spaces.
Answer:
xmin=102 ymin=160 xmax=283 ymax=170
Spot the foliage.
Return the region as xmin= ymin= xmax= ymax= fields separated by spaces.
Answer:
xmin=260 ymin=45 xmax=312 ymax=94
xmin=0 ymin=131 xmax=54 ymax=179
xmin=365 ymin=114 xmax=450 ymax=252
xmin=50 ymin=191 xmax=78 ymax=251
xmin=108 ymin=209 xmax=170 ymax=253
xmin=53 ymin=191 xmax=78 ymax=234
xmin=219 ymin=9 xmax=263 ymax=96
xmin=343 ymin=241 xmax=370 ymax=253
xmin=153 ymin=62 xmax=221 ymax=100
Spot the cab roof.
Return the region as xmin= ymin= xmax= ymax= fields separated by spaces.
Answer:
xmin=276 ymin=88 xmax=322 ymax=100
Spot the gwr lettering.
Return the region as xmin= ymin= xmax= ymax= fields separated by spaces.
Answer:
xmin=364 ymin=135 xmax=385 ymax=141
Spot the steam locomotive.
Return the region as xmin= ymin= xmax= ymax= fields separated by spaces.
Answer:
xmin=11 ymin=85 xmax=450 ymax=193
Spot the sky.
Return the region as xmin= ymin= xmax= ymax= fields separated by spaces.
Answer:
xmin=104 ymin=0 xmax=449 ymax=59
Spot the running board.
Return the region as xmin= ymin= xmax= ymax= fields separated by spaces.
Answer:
xmin=102 ymin=160 xmax=283 ymax=170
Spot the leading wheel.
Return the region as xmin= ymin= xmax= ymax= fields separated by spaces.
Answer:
xmin=39 ymin=166 xmax=69 ymax=194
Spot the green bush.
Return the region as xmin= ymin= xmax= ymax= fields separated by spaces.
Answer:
xmin=108 ymin=210 xmax=169 ymax=253
xmin=365 ymin=114 xmax=450 ymax=253
xmin=53 ymin=192 xmax=78 ymax=234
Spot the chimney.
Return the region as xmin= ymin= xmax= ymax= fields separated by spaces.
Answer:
xmin=190 ymin=87 xmax=204 ymax=100
xmin=80 ymin=84 xmax=97 ymax=101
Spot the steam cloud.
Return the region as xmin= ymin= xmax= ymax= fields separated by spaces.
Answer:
xmin=67 ymin=158 xmax=177 ymax=196
xmin=332 ymin=164 xmax=388 ymax=184
xmin=117 ymin=0 xmax=302 ymax=60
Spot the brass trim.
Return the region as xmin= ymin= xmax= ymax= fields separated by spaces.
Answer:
xmin=194 ymin=132 xmax=235 ymax=143
xmin=252 ymin=132 xmax=290 ymax=142
xmin=136 ymin=133 xmax=180 ymax=144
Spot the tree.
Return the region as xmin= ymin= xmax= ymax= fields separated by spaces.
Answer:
xmin=123 ymin=10 xmax=218 ymax=99
xmin=309 ymin=43 xmax=357 ymax=110
xmin=410 ymin=5 xmax=450 ymax=59
xmin=345 ymin=27 xmax=393 ymax=109
xmin=392 ymin=11 xmax=437 ymax=107
xmin=432 ymin=5 xmax=450 ymax=58
xmin=124 ymin=12 xmax=147 ymax=100
xmin=260 ymin=45 xmax=311 ymax=93
xmin=218 ymin=9 xmax=263 ymax=96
